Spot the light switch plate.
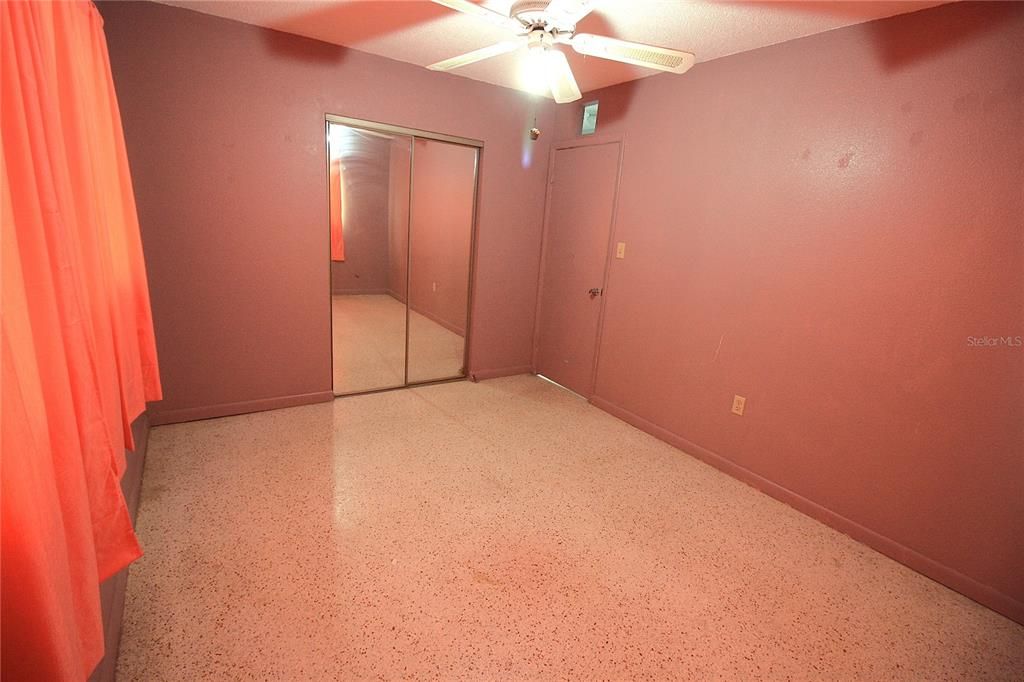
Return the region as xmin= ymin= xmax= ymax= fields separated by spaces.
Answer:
xmin=615 ymin=242 xmax=626 ymax=259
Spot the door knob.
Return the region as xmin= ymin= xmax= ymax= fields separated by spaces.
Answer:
xmin=588 ymin=287 xmax=603 ymax=298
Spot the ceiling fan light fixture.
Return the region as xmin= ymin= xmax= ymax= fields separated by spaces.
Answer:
xmin=521 ymin=46 xmax=550 ymax=96
xmin=521 ymin=30 xmax=555 ymax=96
xmin=545 ymin=48 xmax=582 ymax=103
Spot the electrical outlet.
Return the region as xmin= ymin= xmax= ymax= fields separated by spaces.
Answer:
xmin=731 ymin=395 xmax=746 ymax=416
xmin=615 ymin=242 xmax=626 ymax=259
xmin=432 ymin=282 xmax=438 ymax=292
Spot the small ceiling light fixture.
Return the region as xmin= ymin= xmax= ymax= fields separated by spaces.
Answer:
xmin=520 ymin=29 xmax=581 ymax=103
xmin=521 ymin=30 xmax=554 ymax=96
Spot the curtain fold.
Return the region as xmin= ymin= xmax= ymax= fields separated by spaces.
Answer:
xmin=330 ymin=157 xmax=346 ymax=261
xmin=1 ymin=1 xmax=162 ymax=678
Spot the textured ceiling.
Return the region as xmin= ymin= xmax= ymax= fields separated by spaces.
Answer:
xmin=154 ymin=1 xmax=945 ymax=95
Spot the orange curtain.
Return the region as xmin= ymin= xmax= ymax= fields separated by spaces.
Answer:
xmin=330 ymin=157 xmax=346 ymax=261
xmin=1 ymin=1 xmax=162 ymax=678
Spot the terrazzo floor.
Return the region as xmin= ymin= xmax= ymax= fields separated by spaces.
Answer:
xmin=118 ymin=376 xmax=1024 ymax=680
xmin=332 ymin=294 xmax=465 ymax=395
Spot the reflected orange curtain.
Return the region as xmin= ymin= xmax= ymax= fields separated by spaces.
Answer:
xmin=330 ymin=157 xmax=345 ymax=261
xmin=1 ymin=1 xmax=162 ymax=679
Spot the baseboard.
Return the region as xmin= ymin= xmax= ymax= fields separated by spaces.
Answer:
xmin=332 ymin=287 xmax=390 ymax=296
xmin=89 ymin=414 xmax=150 ymax=682
xmin=470 ymin=366 xmax=534 ymax=381
xmin=589 ymin=395 xmax=1024 ymax=626
xmin=149 ymin=391 xmax=334 ymax=425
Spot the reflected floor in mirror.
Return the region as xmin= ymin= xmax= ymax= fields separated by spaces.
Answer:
xmin=332 ymin=294 xmax=464 ymax=394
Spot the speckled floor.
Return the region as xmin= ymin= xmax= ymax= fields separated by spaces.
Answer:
xmin=119 ymin=376 xmax=1023 ymax=680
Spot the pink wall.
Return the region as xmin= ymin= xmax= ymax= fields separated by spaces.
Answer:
xmin=386 ymin=140 xmax=411 ymax=301
xmin=98 ymin=1 xmax=554 ymax=422
xmin=383 ymin=136 xmax=475 ymax=336
xmin=329 ymin=127 xmax=391 ymax=295
xmin=408 ymin=138 xmax=476 ymax=336
xmin=550 ymin=2 xmax=1023 ymax=622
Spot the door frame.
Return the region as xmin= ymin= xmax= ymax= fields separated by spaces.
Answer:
xmin=531 ymin=134 xmax=626 ymax=399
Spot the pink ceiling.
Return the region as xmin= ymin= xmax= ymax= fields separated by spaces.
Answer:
xmin=154 ymin=1 xmax=946 ymax=96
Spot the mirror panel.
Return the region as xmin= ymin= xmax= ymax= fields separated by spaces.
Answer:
xmin=329 ymin=122 xmax=412 ymax=394
xmin=406 ymin=138 xmax=477 ymax=384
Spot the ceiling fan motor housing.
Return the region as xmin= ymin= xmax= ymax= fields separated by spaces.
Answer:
xmin=511 ymin=0 xmax=564 ymax=30
xmin=527 ymin=29 xmax=554 ymax=51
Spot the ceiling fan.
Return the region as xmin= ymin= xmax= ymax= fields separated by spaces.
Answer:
xmin=427 ymin=0 xmax=696 ymax=103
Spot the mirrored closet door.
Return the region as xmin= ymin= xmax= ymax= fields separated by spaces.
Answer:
xmin=327 ymin=116 xmax=479 ymax=396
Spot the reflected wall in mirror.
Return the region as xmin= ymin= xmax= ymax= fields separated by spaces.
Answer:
xmin=407 ymin=139 xmax=477 ymax=384
xmin=329 ymin=122 xmax=411 ymax=394
xmin=328 ymin=116 xmax=480 ymax=396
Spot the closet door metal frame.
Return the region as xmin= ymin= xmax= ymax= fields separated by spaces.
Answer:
xmin=324 ymin=113 xmax=482 ymax=397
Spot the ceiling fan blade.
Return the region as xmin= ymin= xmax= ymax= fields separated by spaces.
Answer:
xmin=430 ymin=0 xmax=524 ymax=33
xmin=427 ymin=39 xmax=525 ymax=71
xmin=571 ymin=33 xmax=695 ymax=74
xmin=546 ymin=49 xmax=582 ymax=104
xmin=545 ymin=0 xmax=600 ymax=28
